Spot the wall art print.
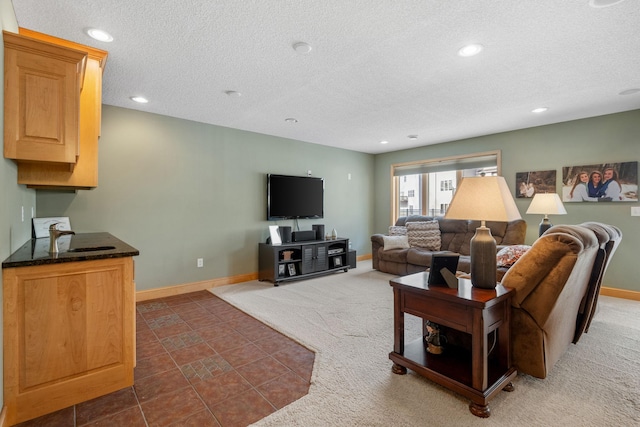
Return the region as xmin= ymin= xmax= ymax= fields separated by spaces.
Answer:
xmin=562 ymin=161 xmax=638 ymax=202
xmin=515 ymin=170 xmax=556 ymax=198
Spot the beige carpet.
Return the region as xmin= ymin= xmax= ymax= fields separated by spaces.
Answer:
xmin=211 ymin=261 xmax=640 ymax=426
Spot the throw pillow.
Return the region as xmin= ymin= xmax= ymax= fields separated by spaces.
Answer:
xmin=388 ymin=225 xmax=408 ymax=236
xmin=383 ymin=235 xmax=410 ymax=251
xmin=496 ymin=245 xmax=531 ymax=268
xmin=406 ymin=220 xmax=441 ymax=250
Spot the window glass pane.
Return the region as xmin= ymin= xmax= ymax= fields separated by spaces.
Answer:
xmin=395 ymin=167 xmax=498 ymax=219
xmin=428 ymin=171 xmax=456 ymax=216
xmin=398 ymin=174 xmax=421 ymax=217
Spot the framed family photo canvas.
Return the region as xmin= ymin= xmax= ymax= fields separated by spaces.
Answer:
xmin=515 ymin=170 xmax=556 ymax=198
xmin=562 ymin=161 xmax=638 ymax=202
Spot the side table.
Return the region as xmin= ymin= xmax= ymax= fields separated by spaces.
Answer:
xmin=389 ymin=271 xmax=516 ymax=418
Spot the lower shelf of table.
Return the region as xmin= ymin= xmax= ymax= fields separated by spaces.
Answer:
xmin=266 ymin=265 xmax=350 ymax=285
xmin=389 ymin=337 xmax=516 ymax=404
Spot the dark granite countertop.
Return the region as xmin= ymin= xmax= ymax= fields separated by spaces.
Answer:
xmin=2 ymin=232 xmax=139 ymax=269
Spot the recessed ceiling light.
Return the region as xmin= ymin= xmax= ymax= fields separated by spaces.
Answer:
xmin=589 ymin=0 xmax=627 ymax=8
xmin=285 ymin=118 xmax=298 ymax=123
xmin=408 ymin=135 xmax=418 ymax=141
xmin=380 ymin=140 xmax=389 ymax=145
xmin=292 ymin=42 xmax=312 ymax=54
xmin=130 ymin=96 xmax=148 ymax=104
xmin=619 ymin=88 xmax=640 ymax=95
xmin=86 ymin=28 xmax=113 ymax=42
xmin=224 ymin=90 xmax=242 ymax=97
xmin=457 ymin=44 xmax=483 ymax=57
xmin=532 ymin=107 xmax=548 ymax=113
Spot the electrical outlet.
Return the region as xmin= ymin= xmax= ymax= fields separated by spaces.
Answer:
xmin=197 ymin=258 xmax=204 ymax=268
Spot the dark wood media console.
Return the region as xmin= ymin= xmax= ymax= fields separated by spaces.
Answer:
xmin=259 ymin=238 xmax=350 ymax=285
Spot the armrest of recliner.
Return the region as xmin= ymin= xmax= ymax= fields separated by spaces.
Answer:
xmin=371 ymin=234 xmax=386 ymax=270
xmin=371 ymin=234 xmax=385 ymax=270
xmin=371 ymin=234 xmax=386 ymax=245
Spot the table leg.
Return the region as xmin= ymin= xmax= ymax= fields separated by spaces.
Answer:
xmin=391 ymin=288 xmax=408 ymax=375
xmin=469 ymin=402 xmax=491 ymax=418
xmin=471 ymin=309 xmax=489 ymax=391
xmin=497 ymin=300 xmax=511 ymax=368
xmin=393 ymin=288 xmax=404 ymax=355
xmin=392 ymin=363 xmax=407 ymax=375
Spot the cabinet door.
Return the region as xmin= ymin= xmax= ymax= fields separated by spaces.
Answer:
xmin=3 ymin=258 xmax=135 ymax=425
xmin=3 ymin=31 xmax=87 ymax=164
xmin=315 ymin=244 xmax=329 ymax=271
xmin=300 ymin=244 xmax=329 ymax=274
xmin=300 ymin=245 xmax=315 ymax=275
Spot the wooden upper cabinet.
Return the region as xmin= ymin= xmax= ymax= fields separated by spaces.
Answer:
xmin=6 ymin=28 xmax=108 ymax=190
xmin=3 ymin=30 xmax=86 ymax=164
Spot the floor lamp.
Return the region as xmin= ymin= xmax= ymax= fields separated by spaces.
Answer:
xmin=526 ymin=193 xmax=567 ymax=236
xmin=445 ymin=176 xmax=522 ymax=289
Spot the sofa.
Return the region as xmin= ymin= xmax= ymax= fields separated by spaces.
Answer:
xmin=371 ymin=215 xmax=527 ymax=279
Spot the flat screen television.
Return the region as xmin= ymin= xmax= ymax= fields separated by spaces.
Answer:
xmin=267 ymin=174 xmax=324 ymax=220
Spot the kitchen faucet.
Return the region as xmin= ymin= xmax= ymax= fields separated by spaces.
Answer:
xmin=49 ymin=223 xmax=75 ymax=253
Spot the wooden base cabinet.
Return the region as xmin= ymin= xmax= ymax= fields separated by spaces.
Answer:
xmin=2 ymin=257 xmax=135 ymax=425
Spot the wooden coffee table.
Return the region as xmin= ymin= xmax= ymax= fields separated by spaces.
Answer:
xmin=389 ymin=272 xmax=516 ymax=418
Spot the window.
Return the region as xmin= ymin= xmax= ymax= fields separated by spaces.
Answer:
xmin=440 ymin=179 xmax=453 ymax=191
xmin=391 ymin=151 xmax=500 ymax=223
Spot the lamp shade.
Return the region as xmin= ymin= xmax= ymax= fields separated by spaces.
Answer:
xmin=525 ymin=193 xmax=567 ymax=215
xmin=526 ymin=192 xmax=567 ymax=236
xmin=445 ymin=176 xmax=522 ymax=222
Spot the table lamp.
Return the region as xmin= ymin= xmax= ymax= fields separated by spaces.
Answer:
xmin=445 ymin=176 xmax=522 ymax=289
xmin=526 ymin=193 xmax=567 ymax=236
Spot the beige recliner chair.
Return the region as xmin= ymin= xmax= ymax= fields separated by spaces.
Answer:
xmin=501 ymin=224 xmax=599 ymax=379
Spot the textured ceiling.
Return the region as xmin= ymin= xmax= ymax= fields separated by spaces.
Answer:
xmin=10 ymin=0 xmax=640 ymax=154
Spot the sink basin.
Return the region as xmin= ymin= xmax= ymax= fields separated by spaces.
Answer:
xmin=67 ymin=246 xmax=116 ymax=253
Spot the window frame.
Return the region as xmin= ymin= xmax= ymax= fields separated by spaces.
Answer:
xmin=390 ymin=150 xmax=502 ymax=225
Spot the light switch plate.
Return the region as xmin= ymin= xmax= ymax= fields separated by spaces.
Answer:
xmin=631 ymin=207 xmax=640 ymax=217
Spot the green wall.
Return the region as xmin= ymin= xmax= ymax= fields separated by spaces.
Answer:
xmin=374 ymin=110 xmax=640 ymax=291
xmin=0 ymin=0 xmax=36 ymax=412
xmin=36 ymin=106 xmax=375 ymax=290
xmin=35 ymin=107 xmax=640 ymax=292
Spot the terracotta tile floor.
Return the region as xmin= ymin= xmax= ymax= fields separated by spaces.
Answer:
xmin=16 ymin=290 xmax=314 ymax=427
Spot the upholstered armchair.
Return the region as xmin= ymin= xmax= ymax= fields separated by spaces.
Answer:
xmin=501 ymin=224 xmax=600 ymax=379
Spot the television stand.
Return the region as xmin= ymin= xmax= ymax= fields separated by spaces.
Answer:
xmin=258 ymin=238 xmax=350 ymax=285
